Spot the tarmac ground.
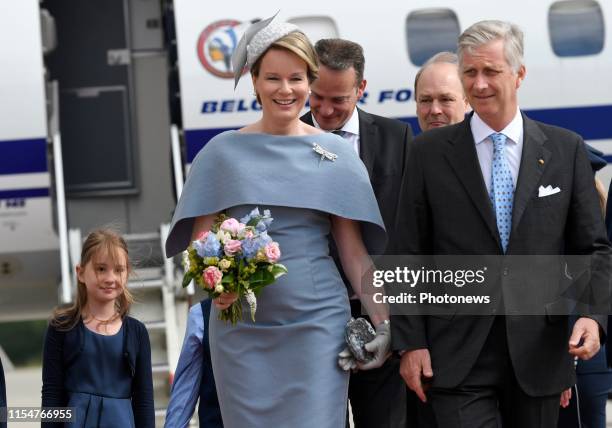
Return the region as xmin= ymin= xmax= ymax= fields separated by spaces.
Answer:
xmin=4 ymin=366 xmax=611 ymax=427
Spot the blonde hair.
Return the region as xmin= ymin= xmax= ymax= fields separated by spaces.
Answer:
xmin=51 ymin=229 xmax=134 ymax=331
xmin=458 ymin=20 xmax=524 ymax=73
xmin=251 ymin=31 xmax=319 ymax=105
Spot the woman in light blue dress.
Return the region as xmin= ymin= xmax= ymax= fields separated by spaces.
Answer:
xmin=165 ymin=17 xmax=390 ymax=427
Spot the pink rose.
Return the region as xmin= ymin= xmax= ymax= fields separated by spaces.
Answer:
xmin=220 ymin=218 xmax=241 ymax=236
xmin=202 ymin=266 xmax=223 ymax=289
xmin=264 ymin=242 xmax=281 ymax=263
xmin=224 ymin=239 xmax=242 ymax=256
xmin=196 ymin=231 xmax=209 ymax=241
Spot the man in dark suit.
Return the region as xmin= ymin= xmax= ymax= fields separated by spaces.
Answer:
xmin=393 ymin=20 xmax=610 ymax=427
xmin=301 ymin=38 xmax=414 ymax=428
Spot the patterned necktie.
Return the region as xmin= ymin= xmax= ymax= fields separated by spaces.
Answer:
xmin=332 ymin=129 xmax=347 ymax=139
xmin=489 ymin=133 xmax=514 ymax=252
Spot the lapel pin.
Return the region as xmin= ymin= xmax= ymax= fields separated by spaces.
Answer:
xmin=538 ymin=159 xmax=544 ymax=165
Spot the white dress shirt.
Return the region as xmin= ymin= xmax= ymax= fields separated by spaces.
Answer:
xmin=471 ymin=109 xmax=524 ymax=194
xmin=311 ymin=107 xmax=361 ymax=155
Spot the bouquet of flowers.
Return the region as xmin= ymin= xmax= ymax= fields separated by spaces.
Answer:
xmin=182 ymin=208 xmax=288 ymax=324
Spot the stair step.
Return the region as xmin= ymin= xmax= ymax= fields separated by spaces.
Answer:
xmin=144 ymin=320 xmax=166 ymax=330
xmin=123 ymin=231 xmax=161 ymax=242
xmin=133 ymin=266 xmax=163 ymax=280
xmin=152 ymin=363 xmax=170 ymax=373
xmin=128 ymin=278 xmax=164 ymax=289
xmin=125 ymin=232 xmax=165 ymax=268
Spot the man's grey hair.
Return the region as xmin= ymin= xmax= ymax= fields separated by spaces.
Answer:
xmin=414 ymin=51 xmax=459 ymax=98
xmin=458 ymin=20 xmax=524 ymax=73
xmin=314 ymin=38 xmax=365 ymax=86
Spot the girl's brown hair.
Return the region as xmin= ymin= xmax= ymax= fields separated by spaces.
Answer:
xmin=51 ymin=229 xmax=134 ymax=331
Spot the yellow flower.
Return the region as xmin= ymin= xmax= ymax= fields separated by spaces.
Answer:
xmin=255 ymin=249 xmax=267 ymax=263
xmin=203 ymin=256 xmax=219 ymax=265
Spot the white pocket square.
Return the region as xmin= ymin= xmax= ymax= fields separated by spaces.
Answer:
xmin=538 ymin=185 xmax=561 ymax=197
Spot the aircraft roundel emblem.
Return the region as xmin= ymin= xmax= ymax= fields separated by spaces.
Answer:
xmin=197 ymin=19 xmax=247 ymax=79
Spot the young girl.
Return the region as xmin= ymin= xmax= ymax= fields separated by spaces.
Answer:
xmin=42 ymin=229 xmax=154 ymax=428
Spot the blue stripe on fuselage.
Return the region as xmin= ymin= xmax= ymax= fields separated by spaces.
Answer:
xmin=183 ymin=104 xmax=612 ymax=162
xmin=0 ymin=188 xmax=50 ymax=199
xmin=0 ymin=138 xmax=48 ymax=174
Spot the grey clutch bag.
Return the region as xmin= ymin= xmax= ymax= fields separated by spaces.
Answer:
xmin=344 ymin=317 xmax=376 ymax=362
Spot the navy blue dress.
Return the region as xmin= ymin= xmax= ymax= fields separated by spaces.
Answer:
xmin=65 ymin=324 xmax=135 ymax=427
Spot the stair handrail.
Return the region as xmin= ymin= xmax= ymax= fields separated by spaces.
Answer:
xmin=49 ymin=80 xmax=72 ymax=303
xmin=169 ymin=124 xmax=194 ymax=295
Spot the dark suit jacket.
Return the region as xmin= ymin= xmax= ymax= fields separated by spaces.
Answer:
xmin=393 ymin=112 xmax=611 ymax=396
xmin=199 ymin=299 xmax=223 ymax=428
xmin=42 ymin=317 xmax=155 ymax=428
xmin=301 ymin=108 xmax=413 ymax=256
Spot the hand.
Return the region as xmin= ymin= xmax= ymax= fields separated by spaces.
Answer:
xmin=337 ymin=347 xmax=357 ymax=371
xmin=214 ymin=292 xmax=238 ymax=311
xmin=400 ymin=348 xmax=433 ymax=403
xmin=569 ymin=317 xmax=601 ymax=360
xmin=560 ymin=388 xmax=572 ymax=408
xmin=358 ymin=321 xmax=391 ymax=370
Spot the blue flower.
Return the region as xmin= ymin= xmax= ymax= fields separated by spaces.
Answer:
xmin=194 ymin=233 xmax=221 ymax=258
xmin=242 ymin=232 xmax=273 ymax=260
xmin=240 ymin=207 xmax=261 ymax=225
xmin=241 ymin=238 xmax=260 ymax=260
xmin=257 ymin=231 xmax=272 ymax=246
xmin=255 ymin=210 xmax=274 ymax=231
xmin=240 ymin=207 xmax=275 ymax=232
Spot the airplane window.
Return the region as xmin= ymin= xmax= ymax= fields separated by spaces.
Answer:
xmin=405 ymin=9 xmax=460 ymax=66
xmin=287 ymin=16 xmax=339 ymax=44
xmin=549 ymin=0 xmax=604 ymax=57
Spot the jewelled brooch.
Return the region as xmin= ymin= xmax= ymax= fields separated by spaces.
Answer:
xmin=312 ymin=143 xmax=338 ymax=163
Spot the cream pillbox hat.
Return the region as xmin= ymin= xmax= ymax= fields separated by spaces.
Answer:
xmin=231 ymin=13 xmax=301 ymax=88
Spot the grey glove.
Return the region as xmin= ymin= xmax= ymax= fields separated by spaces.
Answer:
xmin=358 ymin=321 xmax=391 ymax=370
xmin=337 ymin=347 xmax=357 ymax=371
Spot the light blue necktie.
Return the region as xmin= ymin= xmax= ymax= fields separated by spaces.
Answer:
xmin=489 ymin=133 xmax=514 ymax=252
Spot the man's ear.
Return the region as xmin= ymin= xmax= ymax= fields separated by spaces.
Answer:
xmin=516 ymin=65 xmax=526 ymax=89
xmin=357 ymin=78 xmax=367 ymax=99
xmin=463 ymin=97 xmax=471 ymax=113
